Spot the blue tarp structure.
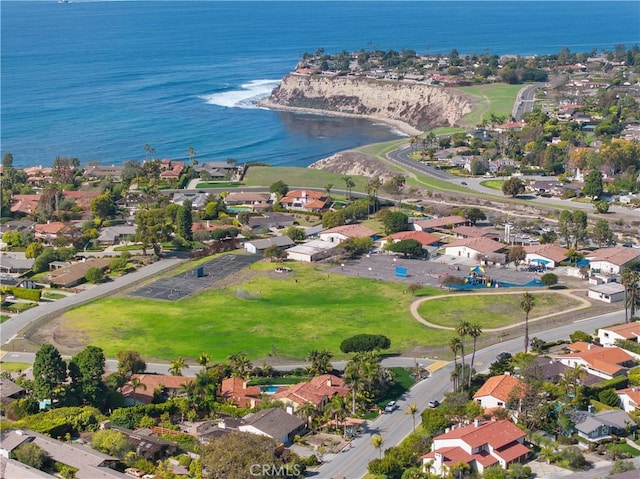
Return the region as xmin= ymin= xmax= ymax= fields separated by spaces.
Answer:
xmin=576 ymin=259 xmax=590 ymax=268
xmin=531 ymin=258 xmax=550 ymax=265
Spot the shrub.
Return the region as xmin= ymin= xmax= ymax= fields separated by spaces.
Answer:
xmin=340 ymin=334 xmax=391 ymax=353
xmin=11 ymin=287 xmax=42 ymax=302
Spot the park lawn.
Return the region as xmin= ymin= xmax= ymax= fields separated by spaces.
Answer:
xmin=243 ymin=166 xmax=369 ymax=192
xmin=0 ymin=362 xmax=31 ymax=373
xmin=419 ymin=292 xmax=584 ymax=329
xmin=480 ymin=179 xmax=505 ymax=191
xmin=57 ymin=262 xmax=450 ymax=361
xmin=456 ymin=84 xmax=523 ymax=127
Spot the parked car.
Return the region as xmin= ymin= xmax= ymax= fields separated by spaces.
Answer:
xmin=427 ymin=400 xmax=440 ymax=408
xmin=496 ymin=352 xmax=512 ymax=361
xmin=461 ymin=181 xmax=467 ymax=185
xmin=384 ymin=401 xmax=398 ymax=413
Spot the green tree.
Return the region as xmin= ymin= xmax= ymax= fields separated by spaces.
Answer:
xmin=25 ymin=241 xmax=44 ymax=259
xmin=321 ymin=210 xmax=346 ymax=228
xmin=592 ymin=218 xmax=615 ymax=246
xmin=13 ymin=442 xmax=51 ymax=470
xmin=33 ymin=344 xmax=67 ymax=401
xmin=32 ymin=247 xmax=57 ymax=273
xmin=85 ymin=267 xmax=105 ymax=284
xmin=540 ymin=272 xmax=559 ymax=288
xmin=621 ymin=267 xmax=640 ymax=322
xmin=521 ymin=293 xmax=535 ymax=354
xmin=509 ymin=245 xmax=526 ymax=269
xmin=388 ymin=239 xmax=423 ymax=257
xmin=464 ymin=207 xmax=486 ymax=226
xmin=501 ymin=177 xmax=525 ymax=197
xmin=169 ymin=357 xmax=189 ymax=376
xmin=117 ymin=350 xmax=147 ymax=378
xmin=228 ymin=352 xmax=252 ymax=378
xmin=593 ymin=199 xmax=610 ymax=214
xmin=558 ymin=209 xmax=588 ymax=249
xmin=269 ymin=180 xmax=289 ymax=197
xmin=371 ymin=434 xmax=384 ymax=459
xmin=68 ymin=345 xmax=106 ymax=406
xmin=420 ymin=407 xmax=448 ymax=435
xmin=90 ymin=192 xmax=116 ymax=221
xmin=455 ymin=321 xmax=470 ymax=390
xmin=381 ymin=210 xmax=409 ymax=235
xmin=135 ymin=208 xmax=172 ymax=256
xmin=176 ymin=200 xmax=193 ymax=241
xmin=306 ymin=349 xmax=333 ymax=376
xmin=340 ymin=334 xmax=391 ymax=353
xmin=582 ymin=170 xmax=603 ymax=199
xmin=263 ymin=244 xmax=286 ymax=261
xmin=91 ymin=429 xmax=132 ymax=459
xmin=342 ymin=176 xmax=355 ymax=200
xmin=285 ymin=226 xmax=306 ymax=242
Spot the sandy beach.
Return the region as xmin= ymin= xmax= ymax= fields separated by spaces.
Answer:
xmin=257 ymin=98 xmax=424 ymax=137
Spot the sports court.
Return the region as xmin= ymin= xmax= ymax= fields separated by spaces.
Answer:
xmin=129 ymin=254 xmax=260 ymax=301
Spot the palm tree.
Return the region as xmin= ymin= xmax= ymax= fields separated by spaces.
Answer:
xmin=187 ymin=146 xmax=197 ymax=166
xmin=365 ymin=177 xmax=382 ymax=215
xmin=306 ymin=349 xmax=333 ymax=376
xmin=449 ymin=337 xmax=461 ymax=392
xmin=169 ymin=357 xmax=189 ymax=376
xmin=228 ymin=352 xmax=252 ymax=378
xmin=520 ymin=293 xmax=536 ymax=353
xmin=455 ymin=321 xmax=470 ymax=389
xmin=197 ymin=353 xmax=210 ymax=372
xmin=342 ymin=176 xmax=355 ymax=200
xmin=324 ymin=183 xmax=333 ymax=199
xmin=327 ymin=395 xmax=347 ymax=435
xmin=621 ymin=267 xmax=640 ymax=323
xmin=130 ymin=377 xmax=147 ymax=404
xmin=297 ymin=402 xmax=317 ymax=430
xmin=344 ymin=360 xmax=363 ymax=416
xmin=467 ymin=323 xmax=483 ymax=390
xmin=371 ymin=434 xmax=384 ymax=459
xmin=406 ymin=402 xmax=418 ymax=432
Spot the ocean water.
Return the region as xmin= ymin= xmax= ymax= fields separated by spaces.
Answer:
xmin=2 ymin=1 xmax=639 ymax=168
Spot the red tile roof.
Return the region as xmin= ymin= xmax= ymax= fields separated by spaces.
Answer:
xmin=559 ymin=345 xmax=635 ymax=376
xmin=35 ymin=222 xmax=68 ymax=235
xmin=321 ymin=224 xmax=377 ymax=239
xmin=523 ymin=244 xmax=570 ymax=263
xmin=385 ymin=230 xmax=440 ymax=246
xmin=600 ymin=323 xmax=640 ymax=340
xmin=121 ymin=374 xmax=193 ymax=404
xmin=10 ymin=194 xmax=41 ymax=214
xmin=473 ymin=375 xmax=523 ymax=403
xmin=272 ymin=374 xmax=349 ymax=408
xmin=445 ymin=237 xmax=505 ymax=254
xmin=434 ymin=420 xmax=526 ymax=450
xmin=588 ymin=247 xmax=640 ymax=266
xmin=220 ymin=377 xmax=262 ymax=408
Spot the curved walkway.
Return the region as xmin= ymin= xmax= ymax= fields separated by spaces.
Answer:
xmin=410 ymin=289 xmax=591 ymax=332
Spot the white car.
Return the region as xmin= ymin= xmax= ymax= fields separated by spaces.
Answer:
xmin=384 ymin=401 xmax=397 ymax=413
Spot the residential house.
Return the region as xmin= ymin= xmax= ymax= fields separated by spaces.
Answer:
xmin=571 ymin=410 xmax=636 ymax=441
xmin=238 ymin=407 xmax=305 ymax=446
xmin=158 ymin=159 xmax=185 ymax=181
xmin=246 ymin=213 xmax=296 ymax=233
xmin=83 ymin=164 xmax=124 ymax=181
xmin=120 ymin=374 xmax=194 ymax=405
xmin=319 ymin=224 xmax=377 ymax=244
xmin=473 ymin=374 xmax=523 ymax=411
xmin=616 ymin=387 xmax=640 ymax=413
xmin=598 ymin=323 xmax=640 ymax=347
xmin=414 ymin=215 xmax=467 ymax=233
xmin=97 ymin=225 xmax=136 ymax=245
xmin=0 ymin=220 xmax=35 ymax=236
xmin=243 ymin=236 xmax=295 ymax=255
xmin=272 ymin=374 xmax=350 ymax=412
xmin=286 ymin=240 xmax=339 ymax=263
xmin=46 ymin=257 xmax=111 ymax=288
xmin=553 ymin=343 xmax=636 ymax=380
xmin=588 ymin=283 xmax=626 ymax=303
xmin=0 ymin=276 xmax=38 ymax=290
xmin=0 ymin=456 xmax=56 ymax=479
xmin=99 ymin=421 xmax=178 ymax=462
xmin=62 ymin=190 xmax=101 ymax=212
xmin=0 ymin=256 xmax=35 ymax=275
xmin=279 ymin=190 xmax=328 ymax=212
xmin=444 ymin=237 xmax=506 ymax=261
xmin=220 ymin=377 xmax=262 ymax=408
xmin=450 ymin=226 xmax=497 ymax=240
xmin=34 ymin=222 xmax=78 ymax=244
xmin=224 ymin=192 xmax=271 ymax=211
xmin=523 ymin=244 xmax=570 ymax=269
xmin=0 ymin=429 xmax=127 ymax=479
xmin=587 ymin=247 xmax=640 ymax=275
xmin=535 ymin=357 xmax=602 ymax=386
xmin=0 ymin=378 xmax=26 ymax=407
xmin=195 ymin=160 xmax=242 ymax=180
xmin=421 ymin=419 xmax=530 ymax=477
xmin=171 ymin=192 xmax=209 ymax=210
xmin=493 ymin=121 xmax=526 ymax=133
xmin=10 ymin=194 xmax=41 ymax=215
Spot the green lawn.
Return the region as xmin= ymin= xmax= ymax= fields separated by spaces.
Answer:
xmin=0 ymin=315 xmax=9 ymax=324
xmin=480 ymin=179 xmax=505 ymax=190
xmin=0 ymin=362 xmax=31 ymax=373
xmin=42 ymin=292 xmax=67 ymax=300
xmin=455 ymin=84 xmax=523 ymax=127
xmin=418 ymin=292 xmax=584 ymax=329
xmin=56 ymin=262 xmax=452 ymax=361
xmin=243 ymin=166 xmax=370 ymax=192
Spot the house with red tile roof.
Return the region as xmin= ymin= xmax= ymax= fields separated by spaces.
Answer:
xmin=587 ymin=247 xmax=640 ymax=275
xmin=444 ymin=237 xmax=506 ymax=261
xmin=616 ymin=386 xmax=640 ymax=413
xmin=473 ymin=374 xmax=523 ymax=410
xmin=413 ymin=215 xmax=467 ymax=233
xmin=553 ymin=343 xmax=636 ymax=380
xmin=279 ymin=190 xmax=328 ymax=212
xmin=220 ymin=377 xmax=262 ymax=409
xmin=450 ymin=226 xmax=496 ymax=240
xmin=319 ymin=224 xmax=377 ymax=244
xmin=523 ymin=244 xmax=570 ymax=269
xmin=120 ymin=374 xmax=193 ymax=405
xmin=380 ymin=230 xmax=441 ymax=249
xmin=158 ymin=159 xmax=185 ymax=180
xmin=10 ymin=194 xmax=41 ymax=215
xmin=272 ymin=374 xmax=350 ymax=412
xmin=34 ymin=222 xmax=76 ymax=242
xmin=597 ymin=323 xmax=640 ymax=348
xmin=421 ymin=419 xmax=530 ymax=477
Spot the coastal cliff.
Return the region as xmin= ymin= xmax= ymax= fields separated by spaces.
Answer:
xmin=259 ymin=74 xmax=475 ymax=133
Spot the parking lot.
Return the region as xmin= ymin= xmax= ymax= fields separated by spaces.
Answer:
xmin=328 ymin=253 xmax=543 ymax=288
xmin=129 ymin=254 xmax=260 ymax=300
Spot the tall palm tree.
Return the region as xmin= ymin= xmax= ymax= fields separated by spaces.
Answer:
xmin=324 ymin=183 xmax=333 ymax=199
xmin=371 ymin=434 xmax=384 ymax=459
xmin=228 ymin=352 xmax=252 ymax=378
xmin=521 ymin=292 xmax=536 ymax=353
xmin=306 ymin=349 xmax=333 ymax=376
xmin=449 ymin=337 xmax=461 ymax=392
xmin=187 ymin=146 xmax=197 ymax=166
xmin=342 ymin=176 xmax=355 ymax=200
xmin=169 ymin=357 xmax=189 ymax=376
xmin=455 ymin=321 xmax=470 ymax=390
xmin=327 ymin=395 xmax=347 ymax=435
xmin=197 ymin=353 xmax=210 ymax=372
xmin=406 ymin=402 xmax=418 ymax=432
xmin=344 ymin=360 xmax=363 ymax=416
xmin=467 ymin=323 xmax=483 ymax=390
xmin=621 ymin=267 xmax=640 ymax=323
xmin=130 ymin=377 xmax=146 ymax=404
xmin=297 ymin=402 xmax=317 ymax=430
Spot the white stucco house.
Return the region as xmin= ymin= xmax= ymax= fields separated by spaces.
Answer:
xmin=598 ymin=323 xmax=640 ymax=347
xmin=588 ymin=283 xmax=626 ymax=303
xmin=587 ymin=248 xmax=640 ymax=276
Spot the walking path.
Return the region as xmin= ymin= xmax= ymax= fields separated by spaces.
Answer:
xmin=409 ymin=289 xmax=591 ymax=332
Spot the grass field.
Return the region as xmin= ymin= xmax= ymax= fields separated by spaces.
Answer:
xmin=0 ymin=362 xmax=31 ymax=373
xmin=56 ymin=262 xmax=448 ymax=361
xmin=455 ymin=84 xmax=523 ymax=127
xmin=418 ymin=292 xmax=584 ymax=329
xmin=243 ymin=166 xmax=369 ymax=192
xmin=480 ymin=179 xmax=505 ymax=191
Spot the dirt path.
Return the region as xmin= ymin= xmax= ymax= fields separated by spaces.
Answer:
xmin=409 ymin=289 xmax=592 ymax=332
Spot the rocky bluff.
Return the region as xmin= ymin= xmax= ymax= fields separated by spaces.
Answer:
xmin=261 ymin=74 xmax=475 ymax=131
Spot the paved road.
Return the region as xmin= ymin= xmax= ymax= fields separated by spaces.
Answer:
xmin=513 ymin=83 xmax=542 ymax=121
xmin=0 ymin=256 xmax=184 ymax=345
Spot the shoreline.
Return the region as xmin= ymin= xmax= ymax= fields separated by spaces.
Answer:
xmin=257 ymin=98 xmax=424 ymax=137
